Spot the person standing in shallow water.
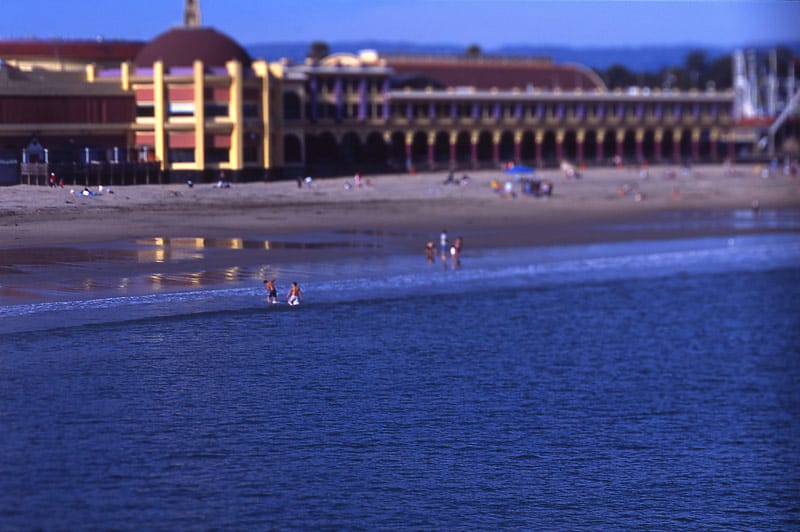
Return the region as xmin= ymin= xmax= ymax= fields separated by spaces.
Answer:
xmin=264 ymin=279 xmax=278 ymax=304
xmin=287 ymin=281 xmax=302 ymax=306
xmin=425 ymin=241 xmax=435 ymax=263
xmin=440 ymin=229 xmax=448 ymax=262
xmin=450 ymin=236 xmax=463 ymax=266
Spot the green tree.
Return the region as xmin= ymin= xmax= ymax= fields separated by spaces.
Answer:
xmin=706 ymin=55 xmax=732 ymax=90
xmin=684 ymin=50 xmax=708 ymax=89
xmin=465 ymin=44 xmax=482 ymax=58
xmin=602 ymin=64 xmax=636 ymax=89
xmin=307 ymin=41 xmax=330 ymax=62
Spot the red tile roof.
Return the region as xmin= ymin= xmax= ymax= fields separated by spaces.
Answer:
xmin=386 ymin=56 xmax=606 ymax=91
xmin=0 ymin=40 xmax=144 ymax=62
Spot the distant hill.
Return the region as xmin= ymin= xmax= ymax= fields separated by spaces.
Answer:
xmin=246 ymin=41 xmax=800 ymax=73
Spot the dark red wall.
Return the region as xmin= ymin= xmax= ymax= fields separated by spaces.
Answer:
xmin=0 ymin=95 xmax=135 ymax=123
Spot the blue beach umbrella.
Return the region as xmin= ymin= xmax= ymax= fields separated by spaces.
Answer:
xmin=504 ymin=164 xmax=535 ymax=174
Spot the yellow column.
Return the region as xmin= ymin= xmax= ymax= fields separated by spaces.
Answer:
xmin=596 ymin=128 xmax=605 ymax=161
xmin=193 ymin=60 xmax=205 ymax=171
xmin=492 ymin=130 xmax=501 ymax=164
xmin=449 ymin=131 xmax=458 ymax=165
xmin=513 ymin=130 xmax=523 ymax=162
xmin=672 ymin=129 xmax=683 ymax=160
xmin=404 ymin=131 xmax=415 ymax=170
xmin=120 ymin=61 xmax=131 ymax=91
xmin=427 ymin=131 xmax=436 ymax=167
xmin=153 ymin=60 xmax=167 ymax=170
xmin=470 ymin=131 xmax=480 ymax=165
xmin=535 ymin=130 xmax=544 ymax=165
xmin=253 ymin=60 xmax=271 ymax=169
xmin=635 ymin=128 xmax=645 ymax=161
xmin=556 ymin=129 xmax=565 ymax=162
xmin=227 ymin=60 xmax=244 ymax=170
xmin=654 ymin=128 xmax=664 ymax=161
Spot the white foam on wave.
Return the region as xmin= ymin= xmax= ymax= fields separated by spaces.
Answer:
xmin=2 ymin=234 xmax=799 ymax=334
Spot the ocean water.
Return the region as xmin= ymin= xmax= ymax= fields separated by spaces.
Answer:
xmin=1 ymin=234 xmax=799 ymax=529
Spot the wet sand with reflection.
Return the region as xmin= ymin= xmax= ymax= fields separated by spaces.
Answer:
xmin=1 ymin=164 xmax=799 ymax=305
xmin=0 ymin=231 xmax=408 ymax=304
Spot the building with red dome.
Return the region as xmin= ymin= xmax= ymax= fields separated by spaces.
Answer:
xmin=1 ymin=0 xmax=794 ymax=186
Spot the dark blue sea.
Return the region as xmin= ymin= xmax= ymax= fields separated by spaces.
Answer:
xmin=2 ymin=233 xmax=800 ymax=530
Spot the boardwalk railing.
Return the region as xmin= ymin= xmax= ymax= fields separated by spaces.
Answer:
xmin=19 ymin=162 xmax=164 ymax=187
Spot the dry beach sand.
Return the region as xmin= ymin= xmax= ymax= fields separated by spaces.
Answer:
xmin=1 ymin=163 xmax=798 ymax=250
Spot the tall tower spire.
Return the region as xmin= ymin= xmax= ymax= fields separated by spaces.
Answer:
xmin=184 ymin=0 xmax=201 ymax=27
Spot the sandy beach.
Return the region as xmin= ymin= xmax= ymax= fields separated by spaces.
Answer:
xmin=1 ymin=162 xmax=799 ymax=306
xmin=2 ymin=163 xmax=799 ymax=251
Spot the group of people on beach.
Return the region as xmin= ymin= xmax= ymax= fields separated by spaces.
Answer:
xmin=263 ymin=279 xmax=302 ymax=306
xmin=426 ymin=229 xmax=463 ymax=268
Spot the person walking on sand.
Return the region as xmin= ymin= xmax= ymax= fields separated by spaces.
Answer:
xmin=287 ymin=281 xmax=302 ymax=306
xmin=264 ymin=279 xmax=278 ymax=304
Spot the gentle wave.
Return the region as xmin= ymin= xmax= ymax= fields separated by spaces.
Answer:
xmin=2 ymin=234 xmax=799 ymax=334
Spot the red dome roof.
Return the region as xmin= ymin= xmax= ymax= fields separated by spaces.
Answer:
xmin=135 ymin=27 xmax=251 ymax=68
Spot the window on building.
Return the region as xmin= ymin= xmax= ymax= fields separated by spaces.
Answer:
xmin=205 ymin=103 xmax=229 ymax=117
xmin=136 ymin=104 xmax=155 ymax=118
xmin=169 ymin=148 xmax=195 ymax=163
xmin=205 ymin=148 xmax=229 ymax=163
xmin=169 ymin=102 xmax=194 ymax=117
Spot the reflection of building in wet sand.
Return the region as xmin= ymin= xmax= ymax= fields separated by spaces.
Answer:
xmin=1 ymin=0 xmax=798 ymax=185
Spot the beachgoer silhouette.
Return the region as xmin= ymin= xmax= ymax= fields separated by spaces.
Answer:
xmin=287 ymin=281 xmax=302 ymax=306
xmin=264 ymin=279 xmax=278 ymax=304
xmin=425 ymin=241 xmax=435 ymax=263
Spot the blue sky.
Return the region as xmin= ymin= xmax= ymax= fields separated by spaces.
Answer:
xmin=1 ymin=0 xmax=798 ymax=48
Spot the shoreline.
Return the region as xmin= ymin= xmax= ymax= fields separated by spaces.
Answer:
xmin=1 ymin=163 xmax=799 ymax=307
